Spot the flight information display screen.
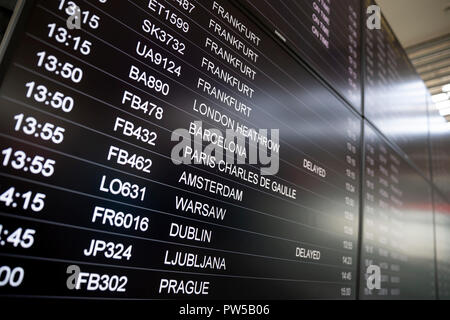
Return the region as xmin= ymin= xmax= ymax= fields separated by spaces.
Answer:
xmin=237 ymin=0 xmax=362 ymax=112
xmin=0 ymin=0 xmax=361 ymax=299
xmin=360 ymin=122 xmax=435 ymax=299
xmin=364 ymin=0 xmax=429 ymax=178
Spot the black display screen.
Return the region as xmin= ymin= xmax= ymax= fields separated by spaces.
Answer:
xmin=360 ymin=122 xmax=435 ymax=299
xmin=363 ymin=0 xmax=430 ymax=178
xmin=434 ymin=191 xmax=450 ymax=299
xmin=0 ymin=0 xmax=449 ymax=303
xmin=237 ymin=0 xmax=362 ymax=112
xmin=429 ymin=94 xmax=450 ymax=202
xmin=0 ymin=0 xmax=361 ymax=299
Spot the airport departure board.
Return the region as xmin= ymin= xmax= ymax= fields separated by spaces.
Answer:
xmin=0 ymin=0 xmax=361 ymax=299
xmin=238 ymin=0 xmax=362 ymax=112
xmin=360 ymin=122 xmax=435 ymax=299
xmin=363 ymin=1 xmax=430 ymax=179
xmin=0 ymin=0 xmax=449 ymax=302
